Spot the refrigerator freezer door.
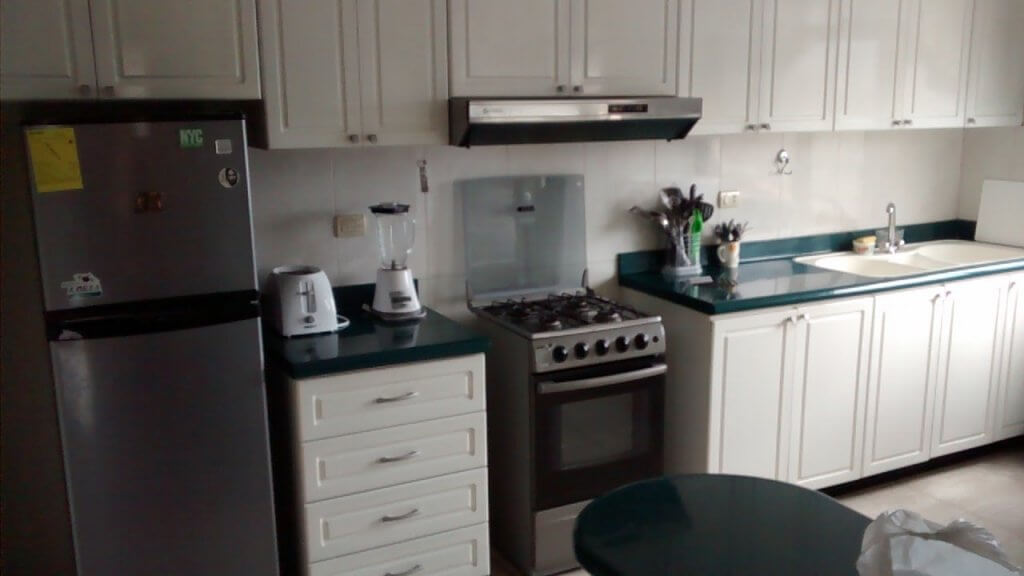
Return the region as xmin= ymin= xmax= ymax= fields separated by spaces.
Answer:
xmin=28 ymin=120 xmax=257 ymax=311
xmin=50 ymin=318 xmax=278 ymax=576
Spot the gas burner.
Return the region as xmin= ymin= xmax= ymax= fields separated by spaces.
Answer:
xmin=508 ymin=304 xmax=535 ymax=321
xmin=594 ymin=309 xmax=622 ymax=323
xmin=538 ymin=315 xmax=563 ymax=331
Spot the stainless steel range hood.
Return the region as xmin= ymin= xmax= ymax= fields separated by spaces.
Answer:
xmin=449 ymin=96 xmax=702 ymax=147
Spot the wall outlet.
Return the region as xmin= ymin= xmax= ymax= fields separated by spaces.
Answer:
xmin=333 ymin=213 xmax=366 ymax=238
xmin=718 ymin=190 xmax=741 ymax=209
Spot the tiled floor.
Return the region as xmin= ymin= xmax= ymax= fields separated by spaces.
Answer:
xmin=491 ymin=441 xmax=1024 ymax=575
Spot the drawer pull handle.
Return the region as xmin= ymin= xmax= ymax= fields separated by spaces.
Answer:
xmin=385 ymin=565 xmax=422 ymax=576
xmin=375 ymin=391 xmax=419 ymax=404
xmin=378 ymin=450 xmax=420 ymax=464
xmin=381 ymin=508 xmax=420 ymax=523
xmin=799 ymin=313 xmax=811 ymax=322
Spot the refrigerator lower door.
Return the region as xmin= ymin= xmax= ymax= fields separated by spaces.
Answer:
xmin=50 ymin=318 xmax=278 ymax=576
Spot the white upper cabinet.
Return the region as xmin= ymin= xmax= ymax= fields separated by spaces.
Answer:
xmin=449 ymin=0 xmax=677 ymax=97
xmin=757 ymin=0 xmax=840 ymax=132
xmin=787 ymin=298 xmax=871 ymax=489
xmin=682 ymin=0 xmax=763 ymax=134
xmin=0 ymin=0 xmax=96 ymax=100
xmin=834 ymin=0 xmax=905 ymax=130
xmin=965 ymin=0 xmax=1024 ymax=127
xmin=449 ymin=0 xmax=570 ymax=96
xmin=683 ymin=0 xmax=838 ymax=134
xmin=89 ymin=0 xmax=261 ymax=99
xmin=357 ymin=0 xmax=449 ymax=145
xmin=898 ymin=0 xmax=974 ymax=129
xmin=931 ymin=278 xmax=1004 ymax=457
xmin=569 ymin=0 xmax=678 ymax=96
xmin=996 ymin=274 xmax=1024 ymax=440
xmin=259 ymin=0 xmax=447 ymax=148
xmin=862 ymin=287 xmax=943 ymax=476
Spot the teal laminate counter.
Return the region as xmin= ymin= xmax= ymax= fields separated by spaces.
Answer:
xmin=617 ymin=220 xmax=1024 ymax=315
xmin=263 ymin=284 xmax=489 ymax=379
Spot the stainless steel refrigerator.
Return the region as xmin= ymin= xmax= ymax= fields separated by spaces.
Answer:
xmin=25 ymin=119 xmax=279 ymax=575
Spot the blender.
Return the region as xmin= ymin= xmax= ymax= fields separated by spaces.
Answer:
xmin=370 ymin=202 xmax=425 ymax=321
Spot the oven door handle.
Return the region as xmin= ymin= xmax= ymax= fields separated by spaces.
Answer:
xmin=537 ymin=363 xmax=667 ymax=395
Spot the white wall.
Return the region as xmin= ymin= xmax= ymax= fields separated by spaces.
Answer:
xmin=250 ymin=129 xmax=965 ymax=318
xmin=958 ymin=127 xmax=1024 ymax=220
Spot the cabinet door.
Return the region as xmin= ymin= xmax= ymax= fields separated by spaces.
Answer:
xmin=258 ymin=0 xmax=362 ymax=148
xmin=788 ymin=298 xmax=872 ymax=489
xmin=357 ymin=0 xmax=448 ymax=146
xmin=709 ymin=309 xmax=796 ymax=480
xmin=996 ymin=275 xmax=1024 ymax=440
xmin=89 ymin=0 xmax=260 ymax=99
xmin=932 ymin=278 xmax=1004 ymax=456
xmin=757 ymin=0 xmax=840 ymax=132
xmin=568 ymin=0 xmax=678 ymax=96
xmin=684 ymin=0 xmax=763 ymax=134
xmin=834 ymin=0 xmax=904 ymax=131
xmin=899 ymin=0 xmax=973 ymax=128
xmin=0 ymin=0 xmax=96 ymax=100
xmin=863 ymin=288 xmax=943 ymax=476
xmin=449 ymin=0 xmax=571 ymax=96
xmin=964 ymin=0 xmax=1024 ymax=127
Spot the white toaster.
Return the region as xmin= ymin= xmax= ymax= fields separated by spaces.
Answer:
xmin=266 ymin=266 xmax=341 ymax=337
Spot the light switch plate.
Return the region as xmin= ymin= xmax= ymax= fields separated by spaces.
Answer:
xmin=718 ymin=190 xmax=741 ymax=209
xmin=333 ymin=213 xmax=366 ymax=238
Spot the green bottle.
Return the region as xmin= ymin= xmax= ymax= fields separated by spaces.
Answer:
xmin=690 ymin=210 xmax=703 ymax=269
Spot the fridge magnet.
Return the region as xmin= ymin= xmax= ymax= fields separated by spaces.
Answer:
xmin=26 ymin=127 xmax=84 ymax=193
xmin=60 ymin=273 xmax=103 ymax=298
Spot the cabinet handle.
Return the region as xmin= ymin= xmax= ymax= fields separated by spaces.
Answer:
xmin=556 ymin=84 xmax=567 ymax=93
xmin=1010 ymin=281 xmax=1018 ymax=291
xmin=784 ymin=316 xmax=796 ymax=326
xmin=759 ymin=123 xmax=771 ymax=130
xmin=375 ymin=391 xmax=419 ymax=404
xmin=77 ymin=84 xmax=91 ymax=96
xmin=573 ymin=85 xmax=583 ymax=93
xmin=385 ymin=564 xmax=423 ymax=576
xmin=102 ymin=85 xmax=115 ymax=97
xmin=945 ymin=290 xmax=952 ymax=299
xmin=348 ymin=134 xmax=360 ymax=143
xmin=745 ymin=124 xmax=758 ymax=132
xmin=903 ymin=119 xmax=913 ymax=126
xmin=367 ymin=134 xmax=378 ymax=144
xmin=799 ymin=313 xmax=811 ymax=323
xmin=892 ymin=119 xmax=902 ymax=127
xmin=967 ymin=117 xmax=976 ymax=125
xmin=377 ymin=450 xmax=421 ymax=464
xmin=381 ymin=508 xmax=420 ymax=523
xmin=932 ymin=293 xmax=943 ymax=303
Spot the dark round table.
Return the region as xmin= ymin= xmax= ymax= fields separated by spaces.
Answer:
xmin=574 ymin=474 xmax=871 ymax=576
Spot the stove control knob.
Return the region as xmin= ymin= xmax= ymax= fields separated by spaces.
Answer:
xmin=615 ymin=336 xmax=630 ymax=353
xmin=635 ymin=333 xmax=651 ymax=350
xmin=595 ymin=339 xmax=611 ymax=356
xmin=574 ymin=342 xmax=590 ymax=359
xmin=552 ymin=345 xmax=569 ymax=363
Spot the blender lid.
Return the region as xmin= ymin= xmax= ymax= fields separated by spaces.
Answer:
xmin=459 ymin=174 xmax=587 ymax=305
xmin=370 ymin=202 xmax=411 ymax=214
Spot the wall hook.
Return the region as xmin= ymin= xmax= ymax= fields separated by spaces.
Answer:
xmin=775 ymin=149 xmax=793 ymax=175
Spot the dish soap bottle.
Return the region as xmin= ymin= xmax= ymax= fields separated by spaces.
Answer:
xmin=690 ymin=210 xmax=703 ymax=271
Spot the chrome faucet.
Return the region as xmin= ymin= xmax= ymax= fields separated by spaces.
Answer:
xmin=879 ymin=202 xmax=905 ymax=254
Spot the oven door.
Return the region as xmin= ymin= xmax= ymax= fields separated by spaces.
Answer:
xmin=533 ymin=358 xmax=665 ymax=511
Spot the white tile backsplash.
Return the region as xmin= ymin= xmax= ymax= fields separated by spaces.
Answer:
xmin=248 ymin=128 xmax=981 ymax=309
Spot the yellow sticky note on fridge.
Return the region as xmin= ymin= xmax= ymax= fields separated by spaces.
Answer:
xmin=26 ymin=127 xmax=83 ymax=193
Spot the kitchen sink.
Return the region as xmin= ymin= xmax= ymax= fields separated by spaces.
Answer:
xmin=794 ymin=240 xmax=1024 ymax=278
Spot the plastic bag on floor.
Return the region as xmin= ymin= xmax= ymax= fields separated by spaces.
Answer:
xmin=856 ymin=509 xmax=1021 ymax=576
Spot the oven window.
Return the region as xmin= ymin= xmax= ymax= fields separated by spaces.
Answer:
xmin=555 ymin=390 xmax=651 ymax=470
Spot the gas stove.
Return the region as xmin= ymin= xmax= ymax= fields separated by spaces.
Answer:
xmin=472 ymin=290 xmax=665 ymax=373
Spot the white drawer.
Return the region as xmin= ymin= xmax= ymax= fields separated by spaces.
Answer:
xmin=308 ymin=524 xmax=490 ymax=576
xmin=303 ymin=468 xmax=488 ymax=563
xmin=301 ymin=412 xmax=487 ymax=502
xmin=295 ymin=354 xmax=485 ymax=441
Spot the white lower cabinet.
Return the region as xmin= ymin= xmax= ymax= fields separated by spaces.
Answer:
xmin=931 ymin=278 xmax=1005 ymax=456
xmin=862 ymin=286 xmax=943 ymax=476
xmin=996 ymin=274 xmax=1024 ymax=440
xmin=308 ymin=524 xmax=490 ymax=576
xmin=281 ymin=354 xmax=489 ymax=576
xmin=624 ymin=271 xmax=1020 ymax=491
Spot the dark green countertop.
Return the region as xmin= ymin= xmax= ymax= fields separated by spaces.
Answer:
xmin=574 ymin=474 xmax=870 ymax=576
xmin=264 ymin=284 xmax=489 ymax=379
xmin=617 ymin=220 xmax=1024 ymax=315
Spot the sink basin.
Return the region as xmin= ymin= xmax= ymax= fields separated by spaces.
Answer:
xmin=795 ymin=240 xmax=1024 ymax=278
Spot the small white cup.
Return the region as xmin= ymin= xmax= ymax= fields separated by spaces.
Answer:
xmin=717 ymin=241 xmax=741 ymax=268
